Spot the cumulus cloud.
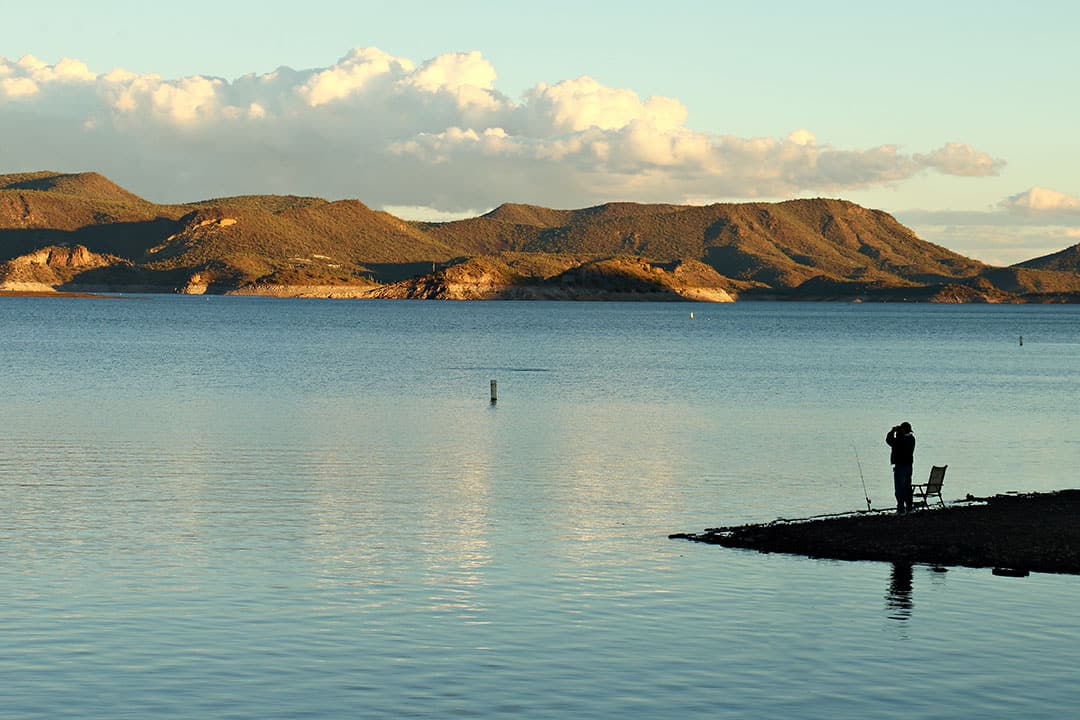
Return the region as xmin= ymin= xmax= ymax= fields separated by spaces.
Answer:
xmin=1 ymin=77 xmax=39 ymax=97
xmin=0 ymin=49 xmax=1006 ymax=210
xmin=914 ymin=142 xmax=1005 ymax=177
xmin=299 ymin=47 xmax=413 ymax=107
xmin=999 ymin=186 xmax=1080 ymax=213
xmin=517 ymin=76 xmax=687 ymax=134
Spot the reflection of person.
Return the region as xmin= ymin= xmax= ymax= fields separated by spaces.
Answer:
xmin=886 ymin=562 xmax=914 ymax=621
xmin=886 ymin=422 xmax=916 ymax=514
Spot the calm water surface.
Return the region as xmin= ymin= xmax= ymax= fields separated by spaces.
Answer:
xmin=2 ymin=298 xmax=1079 ymax=718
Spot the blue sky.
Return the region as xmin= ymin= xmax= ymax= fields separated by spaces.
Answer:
xmin=2 ymin=0 xmax=1078 ymax=263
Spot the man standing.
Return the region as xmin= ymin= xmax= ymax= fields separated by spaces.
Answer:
xmin=886 ymin=422 xmax=916 ymax=514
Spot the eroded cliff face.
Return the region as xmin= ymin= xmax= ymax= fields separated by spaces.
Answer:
xmin=0 ymin=245 xmax=126 ymax=291
xmin=13 ymin=245 xmax=112 ymax=269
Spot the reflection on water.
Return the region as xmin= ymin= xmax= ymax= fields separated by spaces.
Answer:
xmin=885 ymin=562 xmax=914 ymax=622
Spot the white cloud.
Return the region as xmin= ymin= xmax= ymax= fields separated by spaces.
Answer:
xmin=16 ymin=55 xmax=47 ymax=71
xmin=518 ymin=76 xmax=687 ymax=134
xmin=0 ymin=48 xmax=1007 ymax=210
xmin=1000 ymin=186 xmax=1080 ymax=213
xmin=145 ymin=76 xmax=224 ymax=124
xmin=787 ymin=129 xmax=816 ymax=146
xmin=1 ymin=77 xmax=39 ymax=97
xmin=407 ymin=51 xmax=495 ymax=96
xmin=43 ymin=57 xmax=96 ymax=83
xmin=914 ymin=142 xmax=1005 ymax=177
xmin=298 ymin=47 xmax=412 ymax=107
xmin=0 ymin=55 xmax=95 ymax=96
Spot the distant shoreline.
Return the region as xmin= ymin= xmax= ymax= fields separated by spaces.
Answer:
xmin=0 ymin=282 xmax=1075 ymax=302
xmin=4 ymin=287 xmax=1079 ymax=302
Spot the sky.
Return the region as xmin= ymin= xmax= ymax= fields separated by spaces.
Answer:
xmin=1 ymin=0 xmax=1078 ymax=265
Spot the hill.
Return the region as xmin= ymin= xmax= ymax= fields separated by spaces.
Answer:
xmin=419 ymin=198 xmax=990 ymax=286
xmin=0 ymin=171 xmax=188 ymax=262
xmin=3 ymin=170 xmax=1080 ymax=301
xmin=1014 ymin=243 xmax=1080 ymax=273
xmin=1 ymin=171 xmax=150 ymax=204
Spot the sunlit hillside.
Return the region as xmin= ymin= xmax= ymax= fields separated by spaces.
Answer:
xmin=3 ymin=171 xmax=1079 ymax=301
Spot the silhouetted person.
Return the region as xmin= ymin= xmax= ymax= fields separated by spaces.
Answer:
xmin=886 ymin=422 xmax=915 ymax=514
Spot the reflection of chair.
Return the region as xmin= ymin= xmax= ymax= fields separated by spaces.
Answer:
xmin=912 ymin=465 xmax=947 ymax=508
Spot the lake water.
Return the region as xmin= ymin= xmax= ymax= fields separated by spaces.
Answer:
xmin=2 ymin=297 xmax=1079 ymax=718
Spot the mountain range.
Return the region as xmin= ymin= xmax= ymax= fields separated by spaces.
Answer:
xmin=3 ymin=170 xmax=1079 ymax=302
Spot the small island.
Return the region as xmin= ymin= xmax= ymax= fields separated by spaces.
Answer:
xmin=671 ymin=490 xmax=1080 ymax=575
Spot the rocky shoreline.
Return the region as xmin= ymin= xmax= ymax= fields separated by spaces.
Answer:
xmin=3 ymin=241 xmax=1079 ymax=303
xmin=671 ymin=490 xmax=1080 ymax=575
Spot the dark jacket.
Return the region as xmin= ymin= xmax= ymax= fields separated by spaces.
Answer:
xmin=886 ymin=429 xmax=916 ymax=465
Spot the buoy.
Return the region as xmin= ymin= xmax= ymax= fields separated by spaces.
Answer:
xmin=1019 ymin=335 xmax=1023 ymax=346
xmin=689 ymin=311 xmax=694 ymax=319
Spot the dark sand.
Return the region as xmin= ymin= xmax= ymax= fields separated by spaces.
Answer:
xmin=671 ymin=490 xmax=1080 ymax=575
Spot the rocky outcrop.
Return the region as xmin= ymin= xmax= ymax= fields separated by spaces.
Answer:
xmin=371 ymin=255 xmax=737 ymax=301
xmin=927 ymin=282 xmax=1012 ymax=303
xmin=12 ymin=244 xmax=113 ymax=269
xmin=179 ymin=272 xmax=210 ymax=295
xmin=370 ymin=256 xmax=521 ymax=300
xmin=0 ymin=244 xmax=127 ymax=290
xmin=145 ymin=209 xmax=240 ymax=263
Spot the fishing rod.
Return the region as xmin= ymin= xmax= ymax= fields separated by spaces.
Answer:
xmin=853 ymin=445 xmax=871 ymax=512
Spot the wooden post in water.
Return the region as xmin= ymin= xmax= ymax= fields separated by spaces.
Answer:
xmin=490 ymin=379 xmax=497 ymax=404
